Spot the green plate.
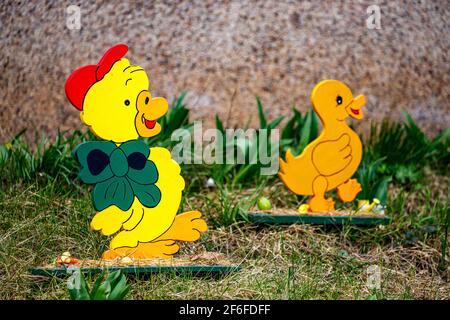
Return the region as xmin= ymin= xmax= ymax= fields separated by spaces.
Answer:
xmin=248 ymin=212 xmax=391 ymax=225
xmin=30 ymin=265 xmax=241 ymax=277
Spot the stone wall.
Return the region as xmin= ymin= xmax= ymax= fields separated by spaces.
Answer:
xmin=0 ymin=0 xmax=448 ymax=143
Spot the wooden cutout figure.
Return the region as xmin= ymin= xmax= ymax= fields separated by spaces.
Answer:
xmin=279 ymin=80 xmax=365 ymax=213
xmin=65 ymin=44 xmax=208 ymax=260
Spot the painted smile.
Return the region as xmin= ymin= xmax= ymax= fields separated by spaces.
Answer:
xmin=350 ymin=108 xmax=360 ymax=115
xmin=142 ymin=114 xmax=156 ymax=129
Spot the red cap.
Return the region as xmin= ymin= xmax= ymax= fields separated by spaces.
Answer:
xmin=65 ymin=44 xmax=128 ymax=110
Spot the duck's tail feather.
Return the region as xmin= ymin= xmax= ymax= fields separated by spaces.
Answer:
xmin=279 ymin=149 xmax=295 ymax=175
xmin=278 ymin=149 xmax=312 ymax=195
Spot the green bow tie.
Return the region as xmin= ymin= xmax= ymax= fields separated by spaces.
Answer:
xmin=73 ymin=139 xmax=161 ymax=211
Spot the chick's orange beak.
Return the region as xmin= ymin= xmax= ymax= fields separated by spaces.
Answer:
xmin=346 ymin=94 xmax=365 ymax=120
xmin=135 ymin=91 xmax=168 ymax=138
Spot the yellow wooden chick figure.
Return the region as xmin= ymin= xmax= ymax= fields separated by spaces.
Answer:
xmin=279 ymin=80 xmax=365 ymax=213
xmin=65 ymin=44 xmax=207 ymax=260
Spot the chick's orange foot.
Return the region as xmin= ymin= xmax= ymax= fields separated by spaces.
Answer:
xmin=337 ymin=179 xmax=362 ymax=203
xmin=156 ymin=211 xmax=208 ymax=242
xmin=101 ymin=211 xmax=208 ymax=261
xmin=102 ymin=240 xmax=180 ymax=260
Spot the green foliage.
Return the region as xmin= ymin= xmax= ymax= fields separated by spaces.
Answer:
xmin=436 ymin=201 xmax=449 ymax=273
xmin=205 ymin=182 xmax=265 ymax=227
xmin=68 ymin=269 xmax=130 ymax=300
xmin=281 ymin=107 xmax=319 ymax=156
xmin=0 ymin=92 xmax=447 ymax=215
xmin=256 ymin=96 xmax=284 ymax=130
xmin=354 ymin=112 xmax=449 ymax=201
xmin=211 ymin=96 xmax=287 ymax=186
xmin=364 ymin=112 xmax=449 ymax=183
xmin=355 ymin=157 xmax=391 ymax=204
xmin=0 ymin=93 xmax=191 ymax=190
xmin=1 ymin=91 xmax=448 ymax=300
xmin=0 ymin=129 xmax=93 ymax=190
xmin=1 ymin=180 xmax=447 ymax=299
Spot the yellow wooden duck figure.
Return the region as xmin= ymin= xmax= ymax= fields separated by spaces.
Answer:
xmin=279 ymin=80 xmax=365 ymax=213
xmin=65 ymin=44 xmax=207 ymax=260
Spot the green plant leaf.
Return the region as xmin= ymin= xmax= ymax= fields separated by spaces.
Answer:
xmin=91 ymin=280 xmax=111 ymax=300
xmin=373 ymin=175 xmax=391 ymax=204
xmin=309 ymin=109 xmax=319 ymax=140
xmin=173 ymin=91 xmax=188 ymax=109
xmin=90 ymin=270 xmax=106 ymax=297
xmin=256 ymin=96 xmax=267 ymax=129
xmin=105 ymin=270 xmax=123 ymax=289
xmin=108 ymin=274 xmax=130 ymax=300
xmin=215 ymin=115 xmax=225 ymax=134
xmin=297 ymin=109 xmax=313 ymax=153
xmin=281 ymin=116 xmax=296 ymax=140
xmin=0 ymin=144 xmax=8 ymax=162
xmin=268 ymin=116 xmax=284 ymax=130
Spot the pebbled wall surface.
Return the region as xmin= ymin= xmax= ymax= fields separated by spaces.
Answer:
xmin=0 ymin=0 xmax=448 ymax=142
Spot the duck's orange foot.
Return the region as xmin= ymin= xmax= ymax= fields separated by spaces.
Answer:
xmin=102 ymin=240 xmax=180 ymax=260
xmin=156 ymin=211 xmax=208 ymax=242
xmin=308 ymin=196 xmax=335 ymax=213
xmin=337 ymin=179 xmax=362 ymax=203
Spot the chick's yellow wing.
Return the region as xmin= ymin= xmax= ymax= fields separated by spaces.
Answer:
xmin=108 ymin=147 xmax=185 ymax=249
xmin=90 ymin=205 xmax=133 ymax=236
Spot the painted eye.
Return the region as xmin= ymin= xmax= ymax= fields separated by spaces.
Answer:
xmin=336 ymin=96 xmax=343 ymax=105
xmin=124 ymin=99 xmax=130 ymax=106
xmin=145 ymin=97 xmax=149 ymax=105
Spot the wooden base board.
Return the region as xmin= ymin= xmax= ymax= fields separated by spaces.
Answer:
xmin=30 ymin=264 xmax=241 ymax=277
xmin=248 ymin=210 xmax=390 ymax=225
xmin=30 ymin=252 xmax=240 ymax=277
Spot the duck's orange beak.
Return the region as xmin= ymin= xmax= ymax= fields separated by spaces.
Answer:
xmin=135 ymin=90 xmax=168 ymax=137
xmin=346 ymin=95 xmax=365 ymax=120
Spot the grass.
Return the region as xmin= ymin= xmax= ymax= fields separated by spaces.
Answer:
xmin=0 ymin=95 xmax=448 ymax=300
xmin=0 ymin=178 xmax=448 ymax=299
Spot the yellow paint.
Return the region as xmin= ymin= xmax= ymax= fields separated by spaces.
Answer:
xmin=91 ymin=147 xmax=185 ymax=246
xmin=357 ymin=198 xmax=381 ymax=213
xmin=102 ymin=211 xmax=208 ymax=260
xmin=337 ymin=179 xmax=362 ymax=203
xmin=77 ymin=51 xmax=207 ymax=260
xmin=279 ymin=80 xmax=365 ymax=213
xmin=298 ymin=204 xmax=310 ymax=214
xmin=357 ymin=200 xmax=371 ymax=213
xmin=80 ymin=58 xmax=167 ymax=143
